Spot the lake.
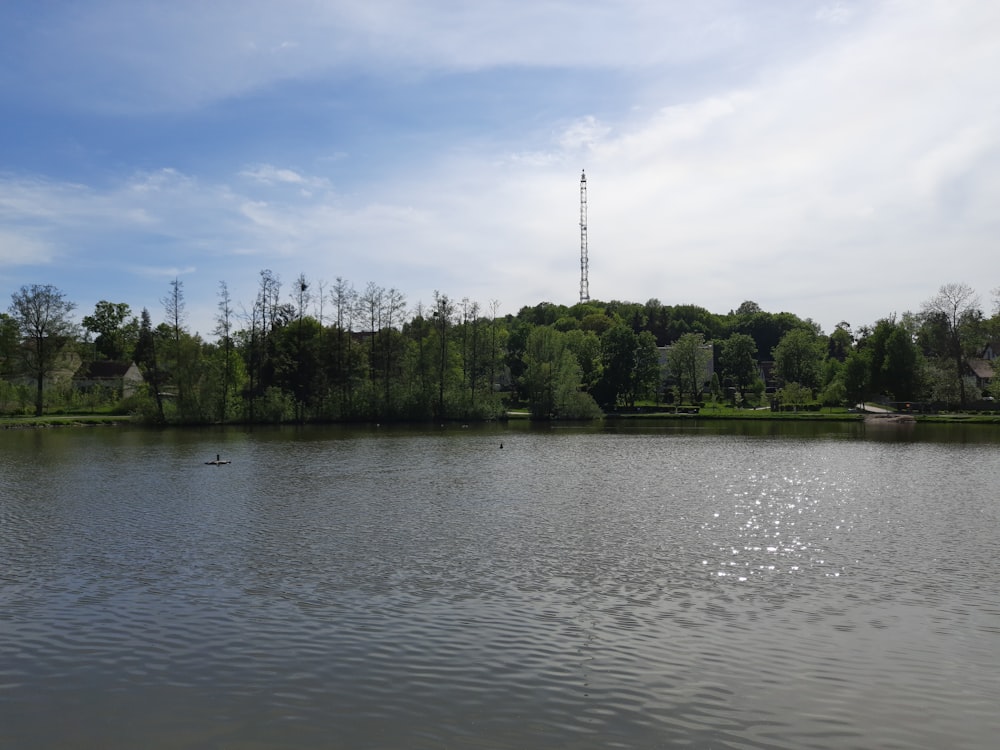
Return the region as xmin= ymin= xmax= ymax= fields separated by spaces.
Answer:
xmin=2 ymin=420 xmax=999 ymax=749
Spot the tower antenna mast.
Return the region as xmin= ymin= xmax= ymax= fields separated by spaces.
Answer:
xmin=579 ymin=170 xmax=590 ymax=303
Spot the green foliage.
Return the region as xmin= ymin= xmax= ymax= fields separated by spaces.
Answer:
xmin=718 ymin=333 xmax=758 ymax=401
xmin=777 ymin=382 xmax=814 ymax=409
xmin=772 ymin=328 xmax=823 ymax=390
xmin=731 ymin=308 xmax=814 ymax=361
xmin=853 ymin=317 xmax=923 ymax=402
xmin=82 ymin=301 xmax=138 ymax=361
xmin=987 ymin=375 xmax=1000 ymax=401
xmin=0 ymin=313 xmax=20 ymax=378
xmin=634 ymin=331 xmax=662 ymax=403
xmin=0 ymin=379 xmax=32 ymax=415
xmin=709 ymin=372 xmax=722 ymax=403
xmin=8 ymin=284 xmax=78 ymax=416
xmin=516 ymin=302 xmax=568 ymax=327
xmin=595 ymin=325 xmax=638 ymax=407
xmin=920 ymin=283 xmax=985 ymax=406
xmin=563 ymin=328 xmax=602 ymax=392
xmin=819 ymin=378 xmax=847 ymax=407
xmin=882 ymin=325 xmax=921 ymax=400
xmin=827 ymin=323 xmax=853 ymax=362
xmin=579 ymin=313 xmax=615 ymax=335
xmin=666 ymin=332 xmax=712 ymax=403
xmin=256 ymin=386 xmax=296 ymax=423
xmin=559 ymin=389 xmax=604 ymax=419
xmin=521 ymin=326 xmax=599 ymax=419
xmin=552 ymin=316 xmax=580 ymax=332
xmin=8 ymin=273 xmax=995 ymax=423
xmin=843 ymin=349 xmax=870 ymax=405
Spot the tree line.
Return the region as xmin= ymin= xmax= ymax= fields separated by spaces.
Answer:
xmin=2 ymin=274 xmax=998 ymax=422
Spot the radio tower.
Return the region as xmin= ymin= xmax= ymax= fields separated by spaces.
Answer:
xmin=579 ymin=169 xmax=590 ymax=303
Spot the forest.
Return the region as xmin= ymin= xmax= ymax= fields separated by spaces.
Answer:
xmin=2 ymin=272 xmax=998 ymax=423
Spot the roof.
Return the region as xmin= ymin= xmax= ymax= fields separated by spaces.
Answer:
xmin=967 ymin=358 xmax=994 ymax=380
xmin=76 ymin=361 xmax=137 ymax=379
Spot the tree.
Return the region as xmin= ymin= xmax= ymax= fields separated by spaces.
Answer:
xmin=666 ymin=332 xmax=711 ymax=403
xmin=595 ymin=324 xmax=638 ymax=408
xmin=488 ymin=299 xmax=505 ymax=402
xmin=593 ymin=324 xmax=662 ymax=407
xmin=522 ymin=326 xmax=600 ymax=419
xmin=718 ymin=333 xmax=758 ymax=403
xmin=8 ymin=284 xmax=78 ymax=416
xmin=162 ymin=278 xmax=193 ymax=414
xmin=827 ymin=322 xmax=853 ymax=362
xmin=772 ymin=328 xmax=823 ymax=391
xmin=293 ymin=273 xmax=311 ymax=323
xmin=431 ymin=291 xmax=455 ymax=418
xmin=82 ymin=301 xmax=137 ymax=361
xmin=404 ymin=302 xmax=434 ymax=416
xmin=881 ymin=325 xmax=921 ymax=401
xmin=734 ymin=300 xmax=762 ymax=316
xmin=0 ymin=312 xmax=19 ymax=380
xmin=633 ymin=331 xmax=662 ymax=403
xmin=329 ymin=276 xmax=358 ymax=414
xmin=214 ymin=281 xmax=235 ymax=422
xmin=921 ymin=283 xmax=981 ymax=406
xmin=732 ymin=308 xmax=814 ymax=362
xmin=268 ymin=316 xmax=322 ymax=421
xmin=843 ymin=348 xmax=870 ymax=407
xmin=378 ymin=288 xmax=407 ymax=414
xmin=134 ymin=308 xmax=167 ymax=422
xmin=657 ymin=304 xmax=724 ymax=345
xmin=241 ymin=269 xmax=287 ymax=420
xmin=563 ymin=328 xmax=602 ymax=392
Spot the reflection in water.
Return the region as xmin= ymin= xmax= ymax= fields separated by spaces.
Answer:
xmin=1 ymin=423 xmax=999 ymax=749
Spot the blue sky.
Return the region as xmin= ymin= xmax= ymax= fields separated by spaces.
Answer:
xmin=2 ymin=1 xmax=998 ymax=338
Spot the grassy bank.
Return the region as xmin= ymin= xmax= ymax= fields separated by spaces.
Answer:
xmin=605 ymin=405 xmax=1000 ymax=424
xmin=0 ymin=414 xmax=136 ymax=429
xmin=4 ymin=406 xmax=999 ymax=428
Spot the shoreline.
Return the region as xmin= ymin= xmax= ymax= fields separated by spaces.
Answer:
xmin=4 ymin=410 xmax=1000 ymax=429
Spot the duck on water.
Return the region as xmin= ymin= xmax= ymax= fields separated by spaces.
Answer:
xmin=205 ymin=454 xmax=231 ymax=465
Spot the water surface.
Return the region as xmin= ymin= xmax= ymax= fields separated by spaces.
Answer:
xmin=2 ymin=422 xmax=999 ymax=748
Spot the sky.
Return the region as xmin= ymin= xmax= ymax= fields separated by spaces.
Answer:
xmin=1 ymin=0 xmax=998 ymax=339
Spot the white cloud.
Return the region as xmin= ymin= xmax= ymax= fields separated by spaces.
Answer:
xmin=2 ymin=0 xmax=998 ymax=336
xmin=816 ymin=3 xmax=856 ymax=25
xmin=239 ymin=165 xmax=332 ymax=191
xmin=557 ymin=116 xmax=612 ymax=153
xmin=0 ymin=229 xmax=54 ymax=268
xmin=129 ymin=264 xmax=199 ymax=280
xmin=4 ymin=1 xmax=832 ymax=113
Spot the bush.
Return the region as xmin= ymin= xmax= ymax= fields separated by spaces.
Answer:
xmin=558 ymin=391 xmax=603 ymax=420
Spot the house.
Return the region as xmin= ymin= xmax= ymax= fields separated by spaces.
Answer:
xmin=74 ymin=361 xmax=144 ymax=398
xmin=966 ymin=358 xmax=994 ymax=394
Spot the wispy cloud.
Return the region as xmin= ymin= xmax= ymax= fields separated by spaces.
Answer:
xmin=1 ymin=2 xmax=839 ymax=113
xmin=1 ymin=0 xmax=998 ymax=335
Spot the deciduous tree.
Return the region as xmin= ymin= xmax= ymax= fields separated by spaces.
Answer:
xmin=719 ymin=333 xmax=758 ymax=403
xmin=8 ymin=284 xmax=77 ymax=416
xmin=921 ymin=282 xmax=981 ymax=405
xmin=772 ymin=328 xmax=823 ymax=391
xmin=522 ymin=326 xmax=600 ymax=419
xmin=666 ymin=332 xmax=711 ymax=403
xmin=82 ymin=301 xmax=137 ymax=361
xmin=595 ymin=325 xmax=637 ymax=407
xmin=133 ymin=308 xmax=165 ymax=422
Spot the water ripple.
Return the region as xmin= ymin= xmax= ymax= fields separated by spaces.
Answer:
xmin=2 ymin=429 xmax=1000 ymax=748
